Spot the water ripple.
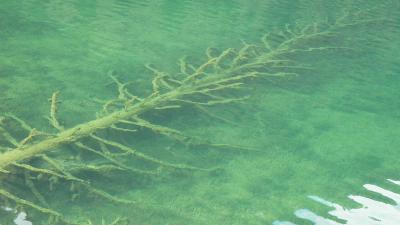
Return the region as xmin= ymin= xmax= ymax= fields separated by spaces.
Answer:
xmin=274 ymin=179 xmax=400 ymax=225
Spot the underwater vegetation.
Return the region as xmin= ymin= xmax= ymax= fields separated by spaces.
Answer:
xmin=0 ymin=8 xmax=385 ymax=225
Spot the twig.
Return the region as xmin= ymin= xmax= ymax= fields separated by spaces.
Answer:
xmin=48 ymin=91 xmax=64 ymax=131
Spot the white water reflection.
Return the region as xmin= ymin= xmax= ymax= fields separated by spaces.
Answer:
xmin=0 ymin=207 xmax=32 ymax=225
xmin=274 ymin=179 xmax=400 ymax=225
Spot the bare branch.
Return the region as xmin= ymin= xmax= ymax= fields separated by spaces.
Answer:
xmin=48 ymin=91 xmax=64 ymax=131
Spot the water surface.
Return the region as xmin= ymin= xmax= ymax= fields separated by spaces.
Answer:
xmin=0 ymin=0 xmax=399 ymax=224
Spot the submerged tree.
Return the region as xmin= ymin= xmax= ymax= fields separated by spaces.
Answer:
xmin=0 ymin=10 xmax=382 ymax=224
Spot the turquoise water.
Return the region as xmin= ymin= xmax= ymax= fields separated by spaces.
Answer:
xmin=0 ymin=0 xmax=399 ymax=224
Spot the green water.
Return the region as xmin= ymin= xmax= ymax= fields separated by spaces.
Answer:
xmin=0 ymin=0 xmax=399 ymax=224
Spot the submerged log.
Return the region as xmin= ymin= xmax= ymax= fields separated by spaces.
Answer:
xmin=0 ymin=11 xmax=383 ymax=223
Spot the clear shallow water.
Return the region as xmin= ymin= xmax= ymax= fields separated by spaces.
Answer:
xmin=0 ymin=0 xmax=399 ymax=224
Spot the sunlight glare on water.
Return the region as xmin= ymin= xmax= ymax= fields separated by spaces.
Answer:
xmin=274 ymin=179 xmax=400 ymax=225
